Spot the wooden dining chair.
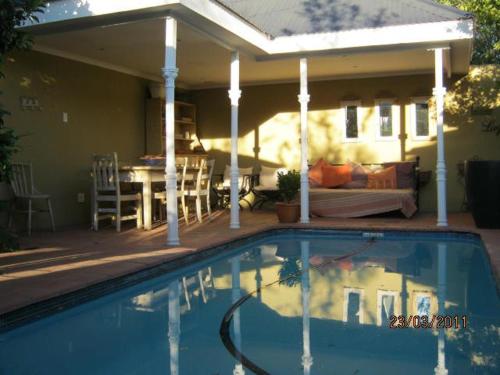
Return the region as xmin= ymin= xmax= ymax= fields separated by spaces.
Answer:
xmin=92 ymin=153 xmax=142 ymax=232
xmin=182 ymin=159 xmax=215 ymax=223
xmin=9 ymin=162 xmax=55 ymax=236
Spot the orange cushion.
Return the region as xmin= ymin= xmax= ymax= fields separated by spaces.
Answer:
xmin=308 ymin=158 xmax=328 ymax=187
xmin=321 ymin=164 xmax=352 ymax=188
xmin=367 ymin=166 xmax=397 ymax=189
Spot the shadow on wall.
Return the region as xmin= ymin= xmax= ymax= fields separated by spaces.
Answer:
xmin=200 ymin=108 xmax=383 ymax=171
xmin=196 ymin=98 xmax=399 ymax=173
xmin=194 ymin=66 xmax=499 ymax=213
xmin=408 ymin=65 xmax=500 ymax=211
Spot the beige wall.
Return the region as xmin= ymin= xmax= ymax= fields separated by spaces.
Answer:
xmin=193 ymin=66 xmax=500 ymax=213
xmin=1 ymin=51 xmax=148 ymax=227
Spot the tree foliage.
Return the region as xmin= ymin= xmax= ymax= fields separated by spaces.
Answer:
xmin=436 ymin=0 xmax=500 ymax=64
xmin=0 ymin=0 xmax=46 ymax=64
xmin=0 ymin=0 xmax=45 ymax=178
xmin=0 ymin=0 xmax=46 ymax=250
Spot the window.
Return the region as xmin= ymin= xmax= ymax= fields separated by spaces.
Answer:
xmin=414 ymin=292 xmax=434 ymax=318
xmin=346 ymin=106 xmax=358 ymax=138
xmin=343 ymin=288 xmax=364 ymax=324
xmin=377 ymin=290 xmax=399 ymax=326
xmin=415 ymin=103 xmax=429 ymax=136
xmin=341 ymin=101 xmax=361 ymax=142
xmin=411 ymin=98 xmax=431 ymax=140
xmin=415 ymin=294 xmax=431 ymax=317
xmin=375 ymin=99 xmax=397 ymax=140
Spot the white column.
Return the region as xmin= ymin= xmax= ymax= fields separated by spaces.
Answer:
xmin=434 ymin=48 xmax=448 ymax=227
xmin=301 ymin=240 xmax=313 ymax=374
xmin=229 ymin=51 xmax=241 ymax=229
xmin=231 ymin=256 xmax=245 ymax=375
xmin=298 ymin=58 xmax=310 ymax=224
xmin=168 ymin=280 xmax=181 ymax=375
xmin=255 ymin=247 xmax=263 ymax=301
xmin=162 ymin=16 xmax=180 ymax=245
xmin=434 ymin=242 xmax=448 ymax=375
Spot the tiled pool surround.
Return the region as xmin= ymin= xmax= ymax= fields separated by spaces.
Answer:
xmin=1 ymin=212 xmax=499 ymax=326
xmin=0 ymin=228 xmax=485 ymax=332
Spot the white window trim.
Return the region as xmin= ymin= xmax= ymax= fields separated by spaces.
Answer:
xmin=375 ymin=98 xmax=398 ymax=141
xmin=343 ymin=287 xmax=365 ymax=324
xmin=410 ymin=97 xmax=432 ymax=141
xmin=376 ymin=290 xmax=399 ymax=326
xmin=341 ymin=100 xmax=362 ymax=143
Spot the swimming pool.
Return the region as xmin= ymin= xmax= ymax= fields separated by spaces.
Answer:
xmin=0 ymin=230 xmax=498 ymax=374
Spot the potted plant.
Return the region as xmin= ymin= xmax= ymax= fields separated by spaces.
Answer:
xmin=276 ymin=170 xmax=301 ymax=223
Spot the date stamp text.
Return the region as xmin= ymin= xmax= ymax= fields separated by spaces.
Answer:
xmin=389 ymin=315 xmax=468 ymax=329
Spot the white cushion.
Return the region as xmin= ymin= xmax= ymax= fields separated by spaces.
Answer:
xmin=258 ymin=166 xmax=287 ymax=189
xmin=223 ymin=165 xmax=254 ymax=189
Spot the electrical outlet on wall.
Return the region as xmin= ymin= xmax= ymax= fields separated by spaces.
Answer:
xmin=77 ymin=193 xmax=85 ymax=203
xmin=62 ymin=112 xmax=69 ymax=123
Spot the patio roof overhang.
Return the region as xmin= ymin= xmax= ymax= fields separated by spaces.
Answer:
xmin=23 ymin=0 xmax=474 ymax=89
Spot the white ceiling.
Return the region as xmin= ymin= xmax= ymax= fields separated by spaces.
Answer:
xmin=34 ymin=17 xmax=472 ymax=89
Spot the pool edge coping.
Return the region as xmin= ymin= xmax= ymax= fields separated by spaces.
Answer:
xmin=0 ymin=224 xmax=494 ymax=333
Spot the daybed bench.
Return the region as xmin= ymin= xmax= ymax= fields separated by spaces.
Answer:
xmin=309 ymin=187 xmax=417 ymax=218
xmin=309 ymin=158 xmax=420 ymax=218
xmin=249 ymin=158 xmax=420 ymax=218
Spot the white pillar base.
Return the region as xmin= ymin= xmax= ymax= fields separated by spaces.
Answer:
xmin=434 ymin=85 xmax=448 ymax=228
xmin=300 ymin=171 xmax=310 ymax=224
xmin=229 ymin=160 xmax=240 ymax=229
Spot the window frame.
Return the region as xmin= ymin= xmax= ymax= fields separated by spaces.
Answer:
xmin=413 ymin=291 xmax=434 ymax=318
xmin=375 ymin=98 xmax=398 ymax=141
xmin=343 ymin=287 xmax=365 ymax=324
xmin=377 ymin=290 xmax=399 ymax=326
xmin=341 ymin=100 xmax=362 ymax=143
xmin=410 ymin=96 xmax=432 ymax=141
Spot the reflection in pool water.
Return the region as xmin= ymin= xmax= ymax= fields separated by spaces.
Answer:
xmin=0 ymin=231 xmax=499 ymax=374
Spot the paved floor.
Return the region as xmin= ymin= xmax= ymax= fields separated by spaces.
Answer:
xmin=1 ymin=210 xmax=499 ymax=316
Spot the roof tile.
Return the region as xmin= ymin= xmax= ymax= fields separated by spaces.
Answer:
xmin=214 ymin=0 xmax=470 ymax=37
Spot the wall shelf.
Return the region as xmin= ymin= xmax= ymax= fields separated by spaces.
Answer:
xmin=146 ymin=99 xmax=203 ymax=155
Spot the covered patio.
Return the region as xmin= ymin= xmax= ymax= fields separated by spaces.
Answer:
xmin=12 ymin=0 xmax=475 ymax=245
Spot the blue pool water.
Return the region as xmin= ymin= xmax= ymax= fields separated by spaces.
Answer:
xmin=0 ymin=230 xmax=499 ymax=374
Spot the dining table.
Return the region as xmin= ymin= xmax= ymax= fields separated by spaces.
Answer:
xmin=119 ymin=165 xmax=166 ymax=230
xmin=119 ymin=161 xmax=200 ymax=230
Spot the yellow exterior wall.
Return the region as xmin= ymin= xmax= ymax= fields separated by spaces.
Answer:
xmin=193 ymin=66 xmax=500 ymax=213
xmin=1 ymin=51 xmax=148 ymax=227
